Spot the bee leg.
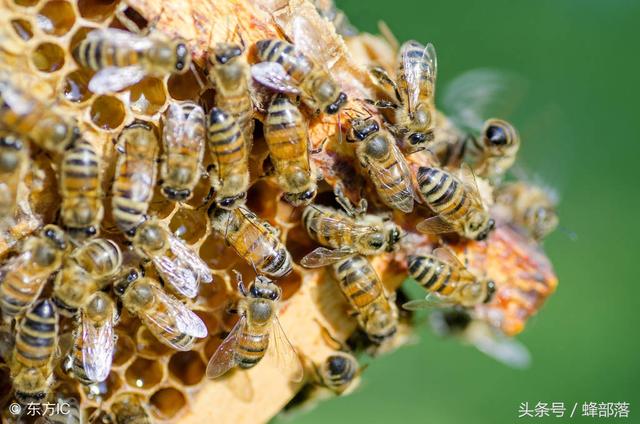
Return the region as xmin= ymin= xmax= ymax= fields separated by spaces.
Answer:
xmin=310 ymin=137 xmax=327 ymax=155
xmin=333 ymin=181 xmax=356 ymax=217
xmin=233 ymin=270 xmax=248 ymax=296
xmin=263 ymin=221 xmax=280 ymax=237
xmin=364 ymin=98 xmax=398 ymax=110
xmin=368 ymin=66 xmax=402 ymax=103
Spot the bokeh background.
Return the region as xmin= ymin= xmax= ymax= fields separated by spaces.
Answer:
xmin=273 ymin=0 xmax=640 ymax=422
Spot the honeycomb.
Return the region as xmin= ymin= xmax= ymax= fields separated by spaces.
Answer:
xmin=0 ymin=0 xmax=558 ymax=423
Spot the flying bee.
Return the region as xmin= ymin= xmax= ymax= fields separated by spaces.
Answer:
xmin=67 ymin=292 xmax=117 ymax=385
xmin=252 ymin=39 xmax=347 ymax=115
xmin=0 ymin=225 xmax=67 ymax=323
xmin=10 ymin=299 xmax=58 ymax=403
xmin=495 ymin=181 xmax=559 ymax=241
xmin=346 ymin=117 xmax=415 ymax=213
xmin=111 ymin=394 xmax=151 ymax=424
xmin=332 ymin=255 xmax=398 ymax=344
xmin=416 ymin=164 xmax=495 ymax=241
xmin=160 ymin=101 xmax=206 ymax=202
xmin=208 ymin=42 xmax=254 ymax=149
xmin=208 ymin=206 xmax=293 ymax=278
xmin=403 ymin=247 xmax=496 ymax=310
xmin=0 ymin=78 xmax=78 ymax=153
xmin=53 ymin=238 xmax=122 ymax=316
xmin=131 ymin=218 xmax=213 ymax=299
xmin=367 ymin=40 xmax=437 ymax=151
xmin=429 ymin=308 xmax=531 ymax=368
xmin=60 ymin=137 xmax=103 ymax=240
xmin=206 ymin=273 xmax=303 ymax=381
xmin=300 ymin=183 xmax=402 ymax=268
xmin=0 ymin=131 xmax=28 ymax=221
xmin=115 ymin=274 xmax=207 ymax=351
xmin=206 ymin=107 xmax=250 ymax=210
xmin=73 ymin=28 xmax=191 ymax=94
xmin=111 ymin=121 xmax=159 ymax=237
xmin=265 ymin=94 xmax=316 ymax=206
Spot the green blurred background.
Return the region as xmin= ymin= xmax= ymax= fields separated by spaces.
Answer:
xmin=274 ymin=0 xmax=639 ymax=422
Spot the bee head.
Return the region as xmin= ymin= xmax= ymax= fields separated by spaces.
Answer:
xmin=325 ymin=92 xmax=348 ymax=114
xmin=114 ymin=268 xmax=142 ymax=297
xmin=365 ymin=307 xmax=397 ymax=344
xmin=162 ymin=186 xmax=191 ymax=202
xmin=213 ymin=43 xmax=243 ymax=65
xmin=42 ymin=224 xmax=67 ymax=251
xmin=527 ymin=206 xmax=559 ymax=240
xmin=0 ymin=133 xmax=23 ymax=172
xmin=174 ymin=42 xmax=190 ymax=73
xmin=466 ymin=213 xmax=494 ymax=241
xmin=348 ymin=118 xmax=379 ymax=142
xmin=249 ymin=276 xmax=281 ymax=301
xmin=218 ymin=192 xmax=247 ymax=210
xmin=326 ymin=354 xmax=352 ymax=378
xmin=483 ymin=119 xmax=518 ymax=149
xmin=437 ymin=308 xmax=472 ymax=335
xmin=363 ymin=232 xmax=385 ymax=253
xmin=385 ymin=223 xmax=402 ymax=252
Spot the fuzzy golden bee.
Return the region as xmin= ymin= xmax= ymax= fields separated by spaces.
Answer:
xmin=115 ymin=272 xmax=207 ymax=351
xmin=208 ymin=206 xmax=293 ymax=278
xmin=404 ymin=247 xmax=495 ymax=309
xmin=111 ymin=394 xmax=152 ymax=424
xmin=60 ymin=138 xmax=103 ymax=240
xmin=0 ymin=225 xmax=67 ymax=323
xmin=347 ymin=117 xmax=415 ymax=213
xmin=495 ymin=181 xmax=558 ymax=240
xmin=52 ymin=238 xmax=122 ymax=316
xmin=0 ymin=131 xmax=28 ymax=223
xmin=416 ymin=165 xmax=495 ymax=241
xmin=332 ymin=255 xmax=398 ymax=344
xmin=131 ymin=218 xmax=213 ymax=299
xmin=66 ymin=292 xmax=117 ymax=385
xmin=73 ymin=28 xmax=191 ymax=94
xmin=111 ymin=121 xmax=159 ymax=237
xmin=252 ymin=38 xmax=347 ymax=115
xmin=265 ymin=94 xmax=317 ymax=206
xmin=160 ymin=101 xmax=206 ymax=202
xmin=368 ymin=40 xmax=437 ymax=150
xmin=206 ymin=107 xmax=250 ymax=209
xmin=207 ymin=273 xmax=303 ymax=381
xmin=314 ymin=352 xmax=360 ymax=394
xmin=10 ymin=299 xmax=58 ymax=403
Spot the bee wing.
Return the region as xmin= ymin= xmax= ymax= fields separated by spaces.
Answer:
xmin=466 ymin=324 xmax=531 ymax=369
xmin=364 ymin=143 xmax=415 ymax=213
xmin=416 ymin=215 xmax=455 ymax=234
xmin=88 ymin=66 xmax=146 ymax=94
xmin=81 ymin=314 xmax=115 ymax=383
xmin=141 ymin=285 xmax=207 ymax=350
xmin=152 ymin=255 xmax=200 ymax=299
xmin=167 ymin=232 xmax=213 ymax=283
xmin=402 ymin=293 xmax=455 ymax=311
xmin=401 ymin=41 xmax=437 ymax=113
xmin=432 ymin=246 xmax=465 ymax=269
xmin=300 ymin=247 xmax=354 ymax=268
xmin=457 ymin=163 xmax=485 ymax=207
xmin=251 ymin=62 xmax=301 ymax=94
xmin=206 ymin=315 xmax=246 ymax=379
xmin=268 ymin=315 xmax=304 ymax=383
xmin=85 ymin=28 xmax=154 ymax=50
xmin=0 ymin=83 xmax=35 ymax=115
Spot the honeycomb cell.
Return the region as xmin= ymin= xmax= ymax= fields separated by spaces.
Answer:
xmin=61 ymin=69 xmax=94 ymax=103
xmin=168 ymin=350 xmax=206 ymax=386
xmin=129 ymin=77 xmax=167 ymax=116
xmin=31 ymin=42 xmax=65 ymax=72
xmin=37 ymin=1 xmax=76 ymax=36
xmin=85 ymin=371 xmax=122 ymax=402
xmin=150 ymin=387 xmax=187 ymax=420
xmin=196 ymin=274 xmax=228 ymax=309
xmin=10 ymin=18 xmax=33 ymax=40
xmin=278 ymin=268 xmax=303 ymax=301
xmin=90 ymin=95 xmax=125 ymax=130
xmin=169 ymin=207 xmax=209 ymax=245
xmin=195 ymin=310 xmax=220 ymax=335
xmin=136 ymin=326 xmax=172 ymax=359
xmin=246 ymin=180 xmax=280 ymax=222
xmin=285 ymin=224 xmax=316 ymax=265
xmin=77 ymin=0 xmax=119 ymax=22
xmin=204 ymin=335 xmax=222 ymax=360
xmin=200 ymin=233 xmax=239 ymax=271
xmin=125 ymin=357 xmax=164 ymax=390
xmin=13 ymin=0 xmax=40 ymax=7
xmin=112 ymin=331 xmax=135 ymax=367
xmin=150 ymin=185 xmax=177 ymax=219
xmin=167 ymin=70 xmax=202 ymax=101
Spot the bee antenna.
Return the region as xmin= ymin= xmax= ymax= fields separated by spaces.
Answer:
xmin=337 ymin=111 xmax=343 ymax=144
xmin=189 ymin=63 xmax=206 ymax=92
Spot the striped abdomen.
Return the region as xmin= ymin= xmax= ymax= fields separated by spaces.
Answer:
xmin=215 ymin=77 xmax=253 ymax=146
xmin=73 ymin=37 xmax=141 ymax=71
xmin=417 ymin=167 xmax=470 ymax=224
xmin=333 ymin=255 xmax=383 ymax=310
xmin=146 ymin=299 xmax=196 ymax=350
xmin=112 ymin=123 xmax=158 ymax=235
xmin=323 ymin=353 xmax=357 ymax=392
xmin=407 ymin=254 xmax=463 ymax=296
xmin=69 ymin=329 xmax=92 ymax=385
xmin=14 ymin=299 xmax=58 ymax=368
xmin=235 ymin=320 xmax=270 ymax=369
xmin=60 ymin=138 xmax=102 ymax=232
xmin=72 ymin=238 xmax=122 ymax=280
xmin=255 ymin=39 xmax=313 ymax=82
xmin=302 ymin=205 xmax=356 ymax=249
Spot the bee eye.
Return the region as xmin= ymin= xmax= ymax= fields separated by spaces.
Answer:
xmin=485 ymin=125 xmax=508 ymax=146
xmin=85 ymin=226 xmax=97 ymax=236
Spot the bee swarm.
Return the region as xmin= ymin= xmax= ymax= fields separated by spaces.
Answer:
xmin=0 ymin=0 xmax=558 ymax=423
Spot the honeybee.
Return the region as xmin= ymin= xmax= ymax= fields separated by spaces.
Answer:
xmin=115 ymin=273 xmax=207 ymax=351
xmin=416 ymin=164 xmax=495 ymax=241
xmin=131 ymin=218 xmax=213 ymax=299
xmin=53 ymin=238 xmax=122 ymax=316
xmin=332 ymin=255 xmax=398 ymax=344
xmin=208 ymin=42 xmax=254 ymax=149
xmin=367 ymin=41 xmax=437 ymax=151
xmin=67 ymin=292 xmax=117 ymax=385
xmin=309 ymin=323 xmax=361 ymax=395
xmin=206 ymin=107 xmax=249 ymax=209
xmin=10 ymin=299 xmax=58 ymax=403
xmin=160 ymin=101 xmax=206 ymax=202
xmin=429 ymin=308 xmax=531 ymax=368
xmin=73 ymin=28 xmax=191 ymax=94
xmin=0 ymin=225 xmax=67 ymax=323
xmin=60 ymin=138 xmax=103 ymax=240
xmin=495 ymin=181 xmax=559 ymax=240
xmin=111 ymin=121 xmax=159 ymax=237
xmin=0 ymin=131 xmax=28 ymax=221
xmin=111 ymin=394 xmax=151 ymax=424
xmin=208 ymin=206 xmax=293 ymax=278
xmin=0 ymin=78 xmax=78 ymax=153
xmin=300 ymin=184 xmax=402 ymax=267
xmin=206 ymin=273 xmax=303 ymax=381
xmin=265 ymin=94 xmax=316 ymax=206
xmin=346 ymin=117 xmax=415 ymax=213
xmin=403 ymin=247 xmax=495 ymax=310
xmin=252 ymin=39 xmax=347 ymax=115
